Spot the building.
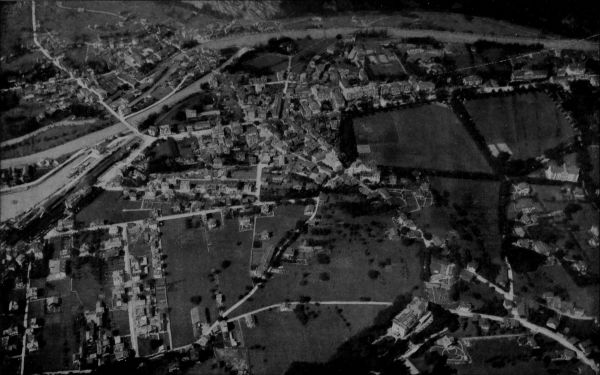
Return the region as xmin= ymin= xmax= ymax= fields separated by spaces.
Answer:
xmin=544 ymin=162 xmax=579 ymax=183
xmin=388 ymin=297 xmax=429 ymax=339
xmin=47 ymin=259 xmax=67 ymax=281
xmin=462 ymin=75 xmax=483 ymax=87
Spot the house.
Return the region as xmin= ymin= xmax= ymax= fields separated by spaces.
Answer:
xmin=463 ymin=75 xmax=482 ymax=87
xmin=47 ymin=259 xmax=67 ymax=281
xmin=546 ymin=316 xmax=559 ymax=330
xmin=544 ymin=162 xmax=579 ymax=182
xmin=427 ymin=258 xmax=457 ymax=289
xmin=159 ymin=124 xmax=172 ymax=136
xmin=148 ymin=126 xmax=158 ymax=137
xmin=388 ymin=296 xmax=429 ymax=339
xmin=259 ymin=230 xmax=271 ymax=241
xmin=46 ymin=296 xmax=61 ymax=313
xmin=207 ymin=218 xmax=218 ymax=230
xmin=185 ymin=109 xmax=197 ymax=120
xmin=512 ymin=182 xmax=531 ymax=198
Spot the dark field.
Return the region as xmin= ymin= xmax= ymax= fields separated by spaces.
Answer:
xmin=76 ymin=190 xmax=153 ymax=226
xmin=352 ymin=104 xmax=492 ymax=173
xmin=241 ymin=305 xmax=385 ymax=375
xmin=455 ymin=337 xmax=548 ymax=375
xmin=465 ymin=92 xmax=574 ymax=159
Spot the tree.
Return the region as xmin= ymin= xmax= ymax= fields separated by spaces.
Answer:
xmin=221 ymin=260 xmax=231 ymax=269
xmin=367 ymin=270 xmax=380 ymax=280
xmin=319 ymin=272 xmax=330 ymax=281
xmin=190 ymin=295 xmax=202 ymax=305
xmin=316 ymin=253 xmax=330 ymax=264
xmin=293 ymin=304 xmax=310 ymax=325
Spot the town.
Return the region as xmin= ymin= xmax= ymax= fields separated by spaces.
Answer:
xmin=1 ymin=1 xmax=599 ymax=375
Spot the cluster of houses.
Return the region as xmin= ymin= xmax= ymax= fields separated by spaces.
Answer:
xmin=77 ymin=299 xmax=130 ymax=368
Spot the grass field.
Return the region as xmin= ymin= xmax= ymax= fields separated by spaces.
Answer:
xmin=26 ymin=294 xmax=82 ymax=373
xmin=465 ymin=92 xmax=574 ymax=160
xmin=235 ymin=51 xmax=289 ymax=75
xmin=0 ymin=1 xmax=33 ymax=56
xmin=239 ymin=196 xmax=423 ymax=315
xmin=455 ymin=337 xmax=549 ymax=375
xmin=352 ymin=104 xmax=492 ymax=173
xmin=240 ymin=305 xmax=385 ymax=375
xmin=0 ymin=103 xmax=47 ymax=142
xmin=161 ymin=217 xmax=210 ymax=348
xmin=161 ymin=216 xmax=257 ymax=348
xmin=76 ymin=190 xmax=153 ymax=226
xmin=160 ymin=204 xmax=308 ymax=348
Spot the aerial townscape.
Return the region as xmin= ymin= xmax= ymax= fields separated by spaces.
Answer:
xmin=0 ymin=1 xmax=599 ymax=374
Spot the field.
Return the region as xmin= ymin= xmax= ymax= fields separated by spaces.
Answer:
xmin=0 ymin=102 xmax=47 ymax=142
xmin=352 ymin=104 xmax=492 ymax=173
xmin=160 ymin=217 xmax=210 ymax=348
xmin=228 ymin=37 xmax=336 ymax=76
xmin=454 ymin=337 xmax=549 ymax=375
xmin=238 ymin=195 xmax=423 ymax=315
xmin=75 ymin=190 xmax=154 ymax=226
xmin=35 ymin=1 xmax=219 ymax=43
xmin=233 ymin=51 xmax=289 ymax=75
xmin=1 ymin=121 xmax=109 ymax=158
xmin=465 ymin=92 xmax=574 ymax=160
xmin=26 ymin=294 xmax=82 ymax=373
xmin=240 ymin=305 xmax=385 ymax=375
xmin=161 ymin=215 xmax=259 ymax=348
xmin=0 ymin=1 xmax=33 ymax=56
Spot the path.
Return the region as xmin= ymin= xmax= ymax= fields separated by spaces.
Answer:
xmin=225 ymin=300 xmax=393 ymax=324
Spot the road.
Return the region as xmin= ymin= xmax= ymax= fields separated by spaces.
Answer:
xmin=225 ymin=300 xmax=393 ymax=324
xmin=43 ymin=200 xmax=280 ymax=239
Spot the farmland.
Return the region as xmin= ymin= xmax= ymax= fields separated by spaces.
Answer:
xmin=352 ymin=104 xmax=492 ymax=173
xmin=240 ymin=305 xmax=385 ymax=375
xmin=161 ymin=215 xmax=258 ymax=348
xmin=160 ymin=217 xmax=211 ymax=348
xmin=465 ymin=92 xmax=574 ymax=160
xmin=75 ymin=190 xmax=155 ymax=226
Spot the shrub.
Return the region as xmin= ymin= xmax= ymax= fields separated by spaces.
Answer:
xmin=368 ymin=270 xmax=380 ymax=280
